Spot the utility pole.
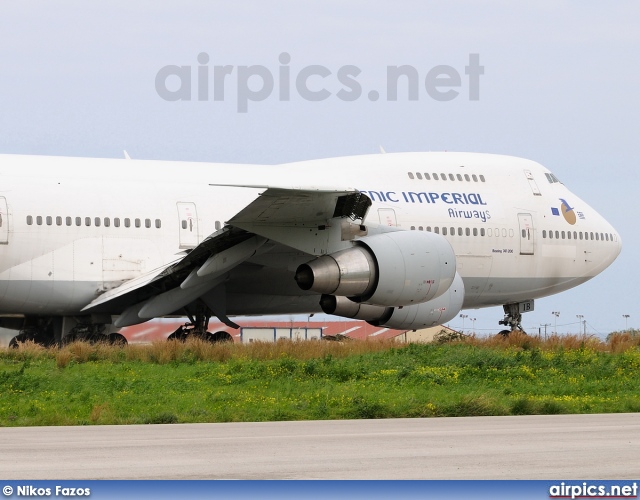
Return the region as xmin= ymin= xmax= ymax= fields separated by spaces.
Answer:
xmin=576 ymin=315 xmax=585 ymax=336
xmin=623 ymin=314 xmax=630 ymax=332
xmin=540 ymin=323 xmax=551 ymax=340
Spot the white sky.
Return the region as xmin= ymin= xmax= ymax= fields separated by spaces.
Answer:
xmin=0 ymin=1 xmax=638 ymax=336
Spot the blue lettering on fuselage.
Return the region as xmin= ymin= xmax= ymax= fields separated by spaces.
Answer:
xmin=360 ymin=190 xmax=487 ymax=206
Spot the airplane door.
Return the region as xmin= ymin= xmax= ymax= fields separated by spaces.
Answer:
xmin=378 ymin=208 xmax=397 ymax=227
xmin=518 ymin=213 xmax=534 ymax=255
xmin=0 ymin=197 xmax=7 ymax=244
xmin=177 ymin=202 xmax=199 ymax=249
xmin=524 ymin=170 xmax=542 ymax=196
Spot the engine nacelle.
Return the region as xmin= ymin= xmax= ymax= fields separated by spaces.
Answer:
xmin=369 ymin=272 xmax=464 ymax=330
xmin=295 ymin=231 xmax=456 ymax=307
xmin=320 ymin=273 xmax=464 ymax=331
xmin=319 ymin=294 xmax=392 ymax=321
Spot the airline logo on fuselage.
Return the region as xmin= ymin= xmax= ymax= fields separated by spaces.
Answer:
xmin=560 ymin=198 xmax=576 ymax=225
xmin=551 ymin=198 xmax=584 ymax=225
xmin=362 ymin=190 xmax=492 ymax=223
xmin=361 ymin=190 xmax=488 ymax=206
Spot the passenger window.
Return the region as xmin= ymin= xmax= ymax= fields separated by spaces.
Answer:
xmin=442 ymin=227 xmax=447 ymax=236
xmin=567 ymin=232 xmax=571 ymax=240
xmin=542 ymin=230 xmax=546 ymax=238
xmin=27 ymin=215 xmax=33 ymax=225
xmin=94 ymin=217 xmax=101 ymax=227
xmin=37 ymin=216 xmax=42 ymax=225
xmin=561 ymin=231 xmax=565 ymax=239
xmin=509 ymin=229 xmax=514 ymax=237
xmin=522 ymin=229 xmax=526 ymax=238
xmin=104 ymin=217 xmax=110 ymax=227
xmin=85 ymin=217 xmax=91 ymax=226
xmin=457 ymin=174 xmax=463 ymax=181
xmin=433 ymin=173 xmax=439 ymax=180
xmin=579 ymin=232 xmax=583 ymax=240
xmin=114 ymin=218 xmax=120 ymax=228
xmin=450 ymin=227 xmax=455 ymax=235
xmin=418 ymin=226 xmax=423 ymax=231
xmin=181 ymin=220 xmax=187 ymax=229
xmin=66 ymin=216 xmax=72 ymax=226
xmin=145 ymin=218 xmax=151 ymax=228
xmin=434 ymin=227 xmax=439 ymax=234
xmin=464 ymin=174 xmax=470 ymax=181
xmin=480 ymin=228 xmax=485 ymax=236
xmin=215 ymin=221 xmax=221 ymax=230
xmin=124 ymin=218 xmax=130 ymax=228
xmin=56 ymin=216 xmax=62 ymax=226
xmin=449 ymin=174 xmax=455 ymax=181
xmin=416 ymin=173 xmax=423 ymax=180
xmin=458 ymin=227 xmax=462 ymax=236
xmin=466 ymin=228 xmax=470 ymax=236
xmin=426 ymin=226 xmax=431 ymax=232
xmin=135 ymin=218 xmax=141 ymax=228
xmin=555 ymin=231 xmax=559 ymax=239
xmin=472 ymin=175 xmax=478 ymax=182
xmin=479 ymin=175 xmax=485 ymax=182
xmin=408 ymin=172 xmax=414 ymax=179
xmin=441 ymin=173 xmax=447 ymax=181
xmin=549 ymin=231 xmax=553 ymax=239
xmin=590 ymin=232 xmax=594 ymax=240
xmin=574 ymin=232 xmax=577 ymax=240
xmin=424 ymin=173 xmax=431 ymax=180
xmin=155 ymin=219 xmax=161 ymax=229
xmin=487 ymin=228 xmax=492 ymax=237
xmin=471 ymin=228 xmax=476 ymax=236
xmin=46 ymin=216 xmax=52 ymax=226
xmin=502 ymin=229 xmax=507 ymax=237
xmin=410 ymin=225 xmax=415 ymax=230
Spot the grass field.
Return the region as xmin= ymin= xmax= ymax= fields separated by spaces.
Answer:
xmin=1 ymin=333 xmax=640 ymax=426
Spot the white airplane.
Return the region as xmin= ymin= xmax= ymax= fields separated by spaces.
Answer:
xmin=0 ymin=151 xmax=621 ymax=346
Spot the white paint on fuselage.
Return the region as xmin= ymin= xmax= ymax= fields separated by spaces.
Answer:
xmin=0 ymin=152 xmax=621 ymax=316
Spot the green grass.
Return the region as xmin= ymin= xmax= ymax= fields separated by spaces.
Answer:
xmin=1 ymin=335 xmax=640 ymax=426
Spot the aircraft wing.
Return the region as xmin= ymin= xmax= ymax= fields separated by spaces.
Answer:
xmin=81 ymin=186 xmax=371 ymax=322
xmin=81 ymin=225 xmax=255 ymax=313
xmin=227 ymin=187 xmax=371 ymax=227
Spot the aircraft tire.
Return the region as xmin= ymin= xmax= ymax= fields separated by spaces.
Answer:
xmin=205 ymin=331 xmax=233 ymax=343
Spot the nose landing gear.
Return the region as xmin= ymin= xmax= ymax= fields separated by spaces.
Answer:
xmin=498 ymin=301 xmax=533 ymax=336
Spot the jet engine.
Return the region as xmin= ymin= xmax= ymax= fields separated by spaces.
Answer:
xmin=295 ymin=231 xmax=456 ymax=307
xmin=320 ymin=272 xmax=465 ymax=330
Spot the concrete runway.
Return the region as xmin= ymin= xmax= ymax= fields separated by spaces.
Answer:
xmin=1 ymin=413 xmax=639 ymax=479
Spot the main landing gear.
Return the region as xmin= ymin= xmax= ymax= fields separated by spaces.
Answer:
xmin=167 ymin=304 xmax=233 ymax=343
xmin=498 ymin=302 xmax=532 ymax=336
xmin=8 ymin=316 xmax=127 ymax=348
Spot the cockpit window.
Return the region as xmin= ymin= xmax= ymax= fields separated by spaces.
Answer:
xmin=545 ymin=172 xmax=562 ymax=184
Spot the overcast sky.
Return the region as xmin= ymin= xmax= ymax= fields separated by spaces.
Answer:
xmin=0 ymin=2 xmax=638 ymax=336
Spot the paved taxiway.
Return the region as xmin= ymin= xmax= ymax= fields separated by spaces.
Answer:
xmin=1 ymin=413 xmax=638 ymax=479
